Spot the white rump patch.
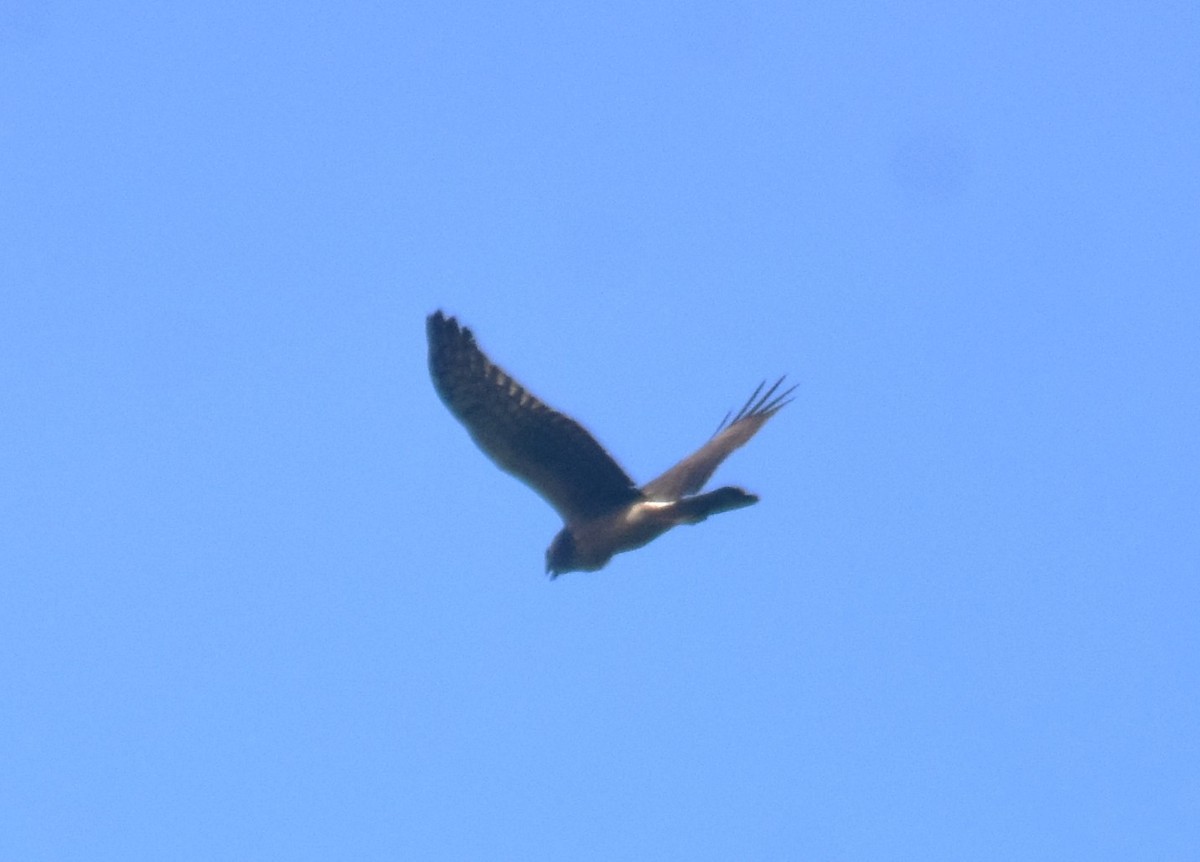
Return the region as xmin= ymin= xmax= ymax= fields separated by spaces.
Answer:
xmin=624 ymin=500 xmax=674 ymax=524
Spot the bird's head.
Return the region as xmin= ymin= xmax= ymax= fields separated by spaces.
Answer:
xmin=545 ymin=528 xmax=576 ymax=578
xmin=546 ymin=528 xmax=611 ymax=577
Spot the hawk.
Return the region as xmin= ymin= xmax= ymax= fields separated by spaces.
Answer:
xmin=426 ymin=311 xmax=794 ymax=577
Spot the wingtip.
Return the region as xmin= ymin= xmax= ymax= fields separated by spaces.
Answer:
xmin=713 ymin=375 xmax=797 ymax=434
xmin=763 ymin=375 xmax=798 ymax=414
xmin=427 ymin=310 xmax=476 ymax=349
xmin=426 ymin=309 xmax=448 ymax=338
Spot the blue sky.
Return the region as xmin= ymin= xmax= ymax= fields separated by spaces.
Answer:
xmin=3 ymin=2 xmax=1197 ymax=859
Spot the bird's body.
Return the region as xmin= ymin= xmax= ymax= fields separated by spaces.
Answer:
xmin=426 ymin=311 xmax=793 ymax=577
xmin=559 ymin=500 xmax=678 ymax=572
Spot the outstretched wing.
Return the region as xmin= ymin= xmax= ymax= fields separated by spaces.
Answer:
xmin=641 ymin=377 xmax=795 ymax=501
xmin=427 ymin=311 xmax=642 ymax=523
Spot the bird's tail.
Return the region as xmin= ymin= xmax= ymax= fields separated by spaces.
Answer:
xmin=674 ymin=486 xmax=759 ymax=524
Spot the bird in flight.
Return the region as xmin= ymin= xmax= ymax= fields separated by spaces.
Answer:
xmin=426 ymin=311 xmax=794 ymax=577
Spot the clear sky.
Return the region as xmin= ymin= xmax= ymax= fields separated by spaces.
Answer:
xmin=3 ymin=2 xmax=1197 ymax=859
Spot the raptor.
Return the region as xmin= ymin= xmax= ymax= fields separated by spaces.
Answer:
xmin=426 ymin=311 xmax=794 ymax=577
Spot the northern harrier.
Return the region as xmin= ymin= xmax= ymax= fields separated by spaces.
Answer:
xmin=426 ymin=311 xmax=794 ymax=577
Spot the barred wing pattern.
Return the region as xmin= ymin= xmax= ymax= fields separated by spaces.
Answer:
xmin=427 ymin=312 xmax=642 ymax=522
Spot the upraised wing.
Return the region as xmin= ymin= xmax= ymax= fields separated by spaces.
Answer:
xmin=427 ymin=311 xmax=642 ymax=523
xmin=641 ymin=377 xmax=795 ymax=501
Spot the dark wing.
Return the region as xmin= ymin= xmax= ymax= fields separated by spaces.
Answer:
xmin=427 ymin=311 xmax=642 ymax=523
xmin=641 ymin=377 xmax=795 ymax=501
